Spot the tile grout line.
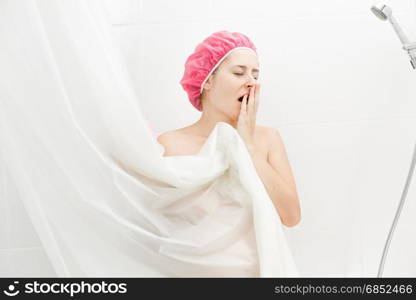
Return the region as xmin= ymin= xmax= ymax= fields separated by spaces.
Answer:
xmin=278 ymin=115 xmax=416 ymax=127
xmin=0 ymin=246 xmax=44 ymax=252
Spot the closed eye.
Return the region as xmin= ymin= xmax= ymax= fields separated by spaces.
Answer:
xmin=234 ymin=73 xmax=259 ymax=80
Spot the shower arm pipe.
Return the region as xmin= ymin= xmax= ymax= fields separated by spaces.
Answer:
xmin=388 ymin=15 xmax=416 ymax=69
xmin=388 ymin=14 xmax=410 ymax=45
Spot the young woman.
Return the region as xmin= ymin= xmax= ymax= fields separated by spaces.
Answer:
xmin=158 ymin=31 xmax=301 ymax=228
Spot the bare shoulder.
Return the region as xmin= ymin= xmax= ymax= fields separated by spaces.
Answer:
xmin=255 ymin=125 xmax=288 ymax=159
xmin=156 ymin=129 xmax=180 ymax=143
xmin=255 ymin=125 xmax=278 ymax=145
xmin=156 ymin=127 xmax=202 ymax=156
xmin=156 ymin=130 xmax=178 ymax=156
xmin=156 ymin=129 xmax=183 ymax=150
xmin=256 ymin=125 xmax=274 ymax=135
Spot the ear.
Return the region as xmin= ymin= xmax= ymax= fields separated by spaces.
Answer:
xmin=202 ymin=78 xmax=212 ymax=91
xmin=204 ymin=81 xmax=212 ymax=90
xmin=203 ymin=72 xmax=216 ymax=90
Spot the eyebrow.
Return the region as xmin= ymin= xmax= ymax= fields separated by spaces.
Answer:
xmin=234 ymin=65 xmax=259 ymax=73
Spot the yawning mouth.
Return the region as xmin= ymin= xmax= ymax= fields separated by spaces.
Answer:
xmin=237 ymin=94 xmax=248 ymax=102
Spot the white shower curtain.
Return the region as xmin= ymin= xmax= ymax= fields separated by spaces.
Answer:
xmin=0 ymin=0 xmax=299 ymax=277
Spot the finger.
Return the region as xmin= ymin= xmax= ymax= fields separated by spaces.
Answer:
xmin=252 ymin=84 xmax=258 ymax=116
xmin=240 ymin=93 xmax=248 ymax=115
xmin=245 ymin=86 xmax=253 ymax=120
xmin=254 ymin=83 xmax=260 ymax=115
xmin=248 ymin=85 xmax=255 ymax=115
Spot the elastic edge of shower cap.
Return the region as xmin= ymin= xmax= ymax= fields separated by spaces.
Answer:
xmin=199 ymin=47 xmax=257 ymax=94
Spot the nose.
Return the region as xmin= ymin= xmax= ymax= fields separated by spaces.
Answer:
xmin=245 ymin=75 xmax=257 ymax=88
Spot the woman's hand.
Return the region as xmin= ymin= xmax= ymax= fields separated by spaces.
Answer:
xmin=237 ymin=83 xmax=260 ymax=155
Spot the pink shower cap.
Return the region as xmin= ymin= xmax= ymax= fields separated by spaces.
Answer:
xmin=179 ymin=30 xmax=257 ymax=111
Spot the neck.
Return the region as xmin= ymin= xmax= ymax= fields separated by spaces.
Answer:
xmin=192 ymin=107 xmax=238 ymax=138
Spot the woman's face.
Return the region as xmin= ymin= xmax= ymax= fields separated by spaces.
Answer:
xmin=201 ymin=49 xmax=259 ymax=119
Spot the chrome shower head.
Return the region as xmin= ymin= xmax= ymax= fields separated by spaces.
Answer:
xmin=371 ymin=4 xmax=416 ymax=79
xmin=371 ymin=4 xmax=392 ymax=21
xmin=370 ymin=3 xmax=410 ymax=45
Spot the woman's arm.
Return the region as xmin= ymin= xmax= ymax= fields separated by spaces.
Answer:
xmin=247 ymin=128 xmax=301 ymax=227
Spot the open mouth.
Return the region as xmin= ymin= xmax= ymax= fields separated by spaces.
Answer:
xmin=237 ymin=94 xmax=248 ymax=102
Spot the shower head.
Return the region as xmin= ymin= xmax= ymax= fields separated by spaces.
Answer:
xmin=370 ymin=3 xmax=409 ymax=45
xmin=370 ymin=4 xmax=392 ymax=21
xmin=370 ymin=2 xmax=416 ymax=69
